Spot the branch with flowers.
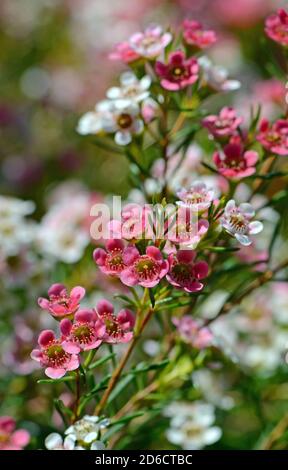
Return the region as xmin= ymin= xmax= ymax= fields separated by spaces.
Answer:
xmin=24 ymin=9 xmax=288 ymax=451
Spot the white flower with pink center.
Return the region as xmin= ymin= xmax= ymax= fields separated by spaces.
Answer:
xmin=60 ymin=310 xmax=105 ymax=354
xmin=168 ymin=207 xmax=209 ymax=249
xmin=176 ymin=181 xmax=214 ymax=212
xmin=129 ymin=24 xmax=172 ymax=59
xmin=95 ymin=299 xmax=135 ymax=344
xmin=120 ymin=245 xmax=169 ymax=288
xmin=221 ymin=200 xmax=263 ymax=246
xmin=31 ymin=330 xmax=79 ymax=379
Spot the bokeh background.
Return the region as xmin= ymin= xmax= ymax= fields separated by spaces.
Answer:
xmin=1 ymin=0 xmax=288 ymax=450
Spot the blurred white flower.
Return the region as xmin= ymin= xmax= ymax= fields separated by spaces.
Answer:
xmin=164 ymin=401 xmax=222 ymax=450
xmin=199 ymin=56 xmax=241 ymax=92
xmin=107 ymin=71 xmax=151 ymax=106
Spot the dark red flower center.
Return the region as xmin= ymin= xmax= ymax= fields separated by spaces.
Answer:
xmin=106 ymin=249 xmax=125 ymax=272
xmin=44 ymin=341 xmax=70 ymax=367
xmin=71 ymin=323 xmax=94 ymax=344
xmin=135 ymin=256 xmax=159 ymax=281
xmin=117 ymin=113 xmax=133 ymax=129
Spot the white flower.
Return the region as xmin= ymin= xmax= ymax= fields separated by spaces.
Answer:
xmin=65 ymin=415 xmax=108 ymax=448
xmin=176 ymin=181 xmax=214 ymax=212
xmin=37 ymin=225 xmax=89 ymax=263
xmin=106 ymin=71 xmax=151 ymax=106
xmin=198 ymin=56 xmax=241 ymax=92
xmin=164 ymin=401 xmax=222 ymax=450
xmin=221 ymin=200 xmax=263 ymax=246
xmin=77 ymin=100 xmax=144 ymax=145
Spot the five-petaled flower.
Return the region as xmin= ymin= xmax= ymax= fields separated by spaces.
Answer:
xmin=95 ymin=299 xmax=135 ymax=343
xmin=38 ymin=283 xmax=85 ymax=319
xmin=106 ymin=72 xmax=151 ymax=106
xmin=176 ymin=181 xmax=214 ymax=212
xmin=155 ymin=51 xmax=199 ymax=91
xmin=167 ymin=250 xmax=209 ymax=293
xmin=202 ymin=107 xmax=243 ymax=139
xmin=120 ymin=245 xmax=169 ymax=288
xmin=31 ymin=330 xmax=79 ymax=378
xmin=183 ymin=20 xmax=217 ymax=49
xmin=0 ymin=416 xmax=30 ymax=450
xmin=265 ymin=9 xmax=288 ymax=47
xmin=93 ymin=239 xmax=126 ymax=277
xmin=213 ymin=138 xmax=258 ymax=179
xmin=169 ymin=207 xmax=209 ymax=249
xmin=257 ymin=118 xmax=288 ymax=156
xmin=60 ymin=310 xmax=105 ymax=354
xmin=129 ymin=24 xmax=172 ymax=59
xmin=221 ymin=200 xmax=263 ymax=246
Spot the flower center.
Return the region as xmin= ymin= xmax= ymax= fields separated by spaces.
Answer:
xmin=171 ymin=262 xmax=192 ymax=284
xmin=117 ymin=113 xmax=133 ymax=129
xmin=229 ymin=213 xmax=247 ymax=233
xmin=71 ymin=323 xmax=94 ymax=344
xmin=44 ymin=341 xmax=70 ymax=367
xmin=135 ymin=256 xmax=159 ymax=280
xmin=102 ymin=314 xmax=121 ymax=337
xmin=172 ymin=66 xmax=185 ymax=78
xmin=185 ymin=192 xmax=204 ymax=204
xmin=106 ymin=249 xmax=124 ymax=272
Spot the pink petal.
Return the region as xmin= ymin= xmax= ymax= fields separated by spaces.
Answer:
xmin=62 ymin=341 xmax=80 ymax=354
xmin=106 ymin=239 xmax=124 ymax=252
xmin=176 ymin=250 xmax=196 ymax=264
xmin=122 ymin=245 xmax=139 ymax=265
xmin=244 ymin=150 xmax=258 ymax=166
xmin=120 ymin=268 xmax=138 ymax=287
xmin=97 ymin=299 xmax=114 ymax=316
xmin=117 ymin=309 xmax=135 ymax=328
xmin=45 ymin=367 xmax=66 ymax=379
xmin=11 ymin=430 xmax=30 ymax=447
xmin=38 ymin=298 xmax=50 ymax=310
xmin=60 ymin=319 xmax=72 ymax=336
xmin=75 ymin=309 xmax=94 ymax=323
xmin=48 ymin=283 xmax=66 ymax=296
xmin=146 ymin=245 xmax=162 ymax=261
xmin=66 ymin=355 xmax=80 ymax=371
xmin=93 ymin=248 xmax=107 ymax=266
xmin=70 ymin=286 xmax=85 ymax=301
xmin=0 ymin=417 xmax=16 ymax=433
xmin=194 ymin=261 xmax=209 ymax=279
xmin=38 ymin=330 xmax=55 ymax=347
xmin=30 ymin=349 xmax=43 ymax=362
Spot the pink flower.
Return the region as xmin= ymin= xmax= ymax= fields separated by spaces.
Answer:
xmin=0 ymin=416 xmax=30 ymax=450
xmin=213 ymin=139 xmax=258 ymax=179
xmin=167 ymin=250 xmax=209 ymax=293
xmin=96 ymin=299 xmax=135 ymax=344
xmin=93 ymin=239 xmax=126 ymax=276
xmin=109 ymin=42 xmax=140 ymax=63
xmin=257 ymin=118 xmax=288 ymax=156
xmin=202 ymin=107 xmax=243 ymax=139
xmin=265 ymin=9 xmax=288 ymax=47
xmin=38 ymin=284 xmax=85 ymax=319
xmin=60 ymin=310 xmax=105 ymax=354
xmin=155 ymin=51 xmax=199 ymax=91
xmin=31 ymin=330 xmax=79 ymax=379
xmin=168 ymin=207 xmax=209 ymax=248
xmin=172 ymin=316 xmax=213 ymax=349
xmin=108 ymin=204 xmax=153 ymax=240
xmin=120 ymin=245 xmax=169 ymax=288
xmin=183 ymin=19 xmax=217 ymax=49
xmin=176 ymin=181 xmax=214 ymax=212
xmin=221 ymin=200 xmax=263 ymax=246
xmin=129 ymin=24 xmax=172 ymax=59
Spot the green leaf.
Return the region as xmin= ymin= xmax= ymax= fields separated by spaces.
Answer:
xmin=107 ymin=374 xmax=135 ymax=404
xmin=112 ymin=411 xmax=145 ymax=426
xmin=88 ymin=353 xmax=116 ymax=370
xmin=37 ymin=376 xmax=75 ymax=384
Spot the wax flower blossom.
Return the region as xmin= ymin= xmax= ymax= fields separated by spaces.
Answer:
xmin=107 ymin=203 xmax=153 ymax=241
xmin=120 ymin=245 xmax=169 ymax=288
xmin=176 ymin=181 xmax=214 ymax=212
xmin=0 ymin=416 xmax=30 ymax=450
xmin=31 ymin=330 xmax=79 ymax=378
xmin=155 ymin=51 xmax=199 ymax=91
xmin=106 ymin=71 xmax=151 ymax=106
xmin=198 ymin=56 xmax=241 ymax=92
xmin=95 ymin=299 xmax=135 ymax=344
xmin=77 ymin=100 xmax=113 ymax=135
xmin=265 ymin=9 xmax=288 ymax=47
xmin=93 ymin=239 xmax=126 ymax=277
xmin=128 ymin=24 xmax=172 ymax=59
xmin=202 ymin=107 xmax=243 ymax=139
xmin=257 ymin=118 xmax=288 ymax=156
xmin=45 ymin=416 xmax=108 ymax=450
xmin=167 ymin=250 xmax=209 ymax=293
xmin=38 ymin=283 xmax=85 ymax=319
xmin=183 ymin=20 xmax=217 ymax=49
xmin=172 ymin=316 xmax=213 ymax=349
xmin=60 ymin=310 xmax=105 ymax=354
xmin=109 ymin=42 xmax=140 ymax=63
xmin=213 ymin=139 xmax=258 ymax=179
xmin=169 ymin=207 xmax=209 ymax=248
xmin=221 ymin=200 xmax=263 ymax=246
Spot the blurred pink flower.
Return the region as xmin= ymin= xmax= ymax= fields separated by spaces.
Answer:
xmin=257 ymin=118 xmax=288 ymax=155
xmin=202 ymin=107 xmax=243 ymax=139
xmin=167 ymin=250 xmax=209 ymax=293
xmin=31 ymin=330 xmax=79 ymax=379
xmin=95 ymin=299 xmax=135 ymax=344
xmin=129 ymin=24 xmax=172 ymax=59
xmin=38 ymin=283 xmax=85 ymax=319
xmin=169 ymin=207 xmax=209 ymax=248
xmin=0 ymin=417 xmax=30 ymax=450
xmin=213 ymin=138 xmax=258 ymax=179
xmin=183 ymin=19 xmax=217 ymax=49
xmin=60 ymin=310 xmax=105 ymax=354
xmin=108 ymin=204 xmax=153 ymax=240
xmin=109 ymin=42 xmax=140 ymax=63
xmin=120 ymin=245 xmax=169 ymax=288
xmin=172 ymin=316 xmax=213 ymax=349
xmin=155 ymin=51 xmax=199 ymax=91
xmin=265 ymin=9 xmax=288 ymax=47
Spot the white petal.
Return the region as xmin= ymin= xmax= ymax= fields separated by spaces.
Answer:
xmin=202 ymin=427 xmax=222 ymax=445
xmin=225 ymin=200 xmax=236 ymax=214
xmin=77 ymin=112 xmax=102 ymax=135
xmin=166 ymin=428 xmax=185 ymax=445
xmin=106 ymin=87 xmax=122 ymax=99
xmin=235 ymin=233 xmax=252 ymax=246
xmin=45 ymin=433 xmax=63 ymax=450
xmin=239 ymin=203 xmax=255 ymax=217
xmin=115 ymin=131 xmax=132 ymax=146
xmin=91 ymin=441 xmax=106 ymax=450
xmin=133 ymin=118 xmax=144 ymax=135
xmin=120 ymin=71 xmax=137 ymax=86
xmin=84 ymin=431 xmax=98 ymax=444
xmin=140 ymin=75 xmax=152 ymax=90
xmin=63 ymin=436 xmax=76 ymax=450
xmin=248 ymin=221 xmax=263 ymax=234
